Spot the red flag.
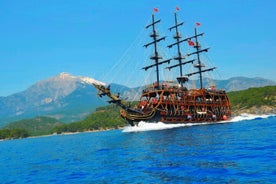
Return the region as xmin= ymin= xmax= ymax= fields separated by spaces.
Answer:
xmin=176 ymin=7 xmax=180 ymax=11
xmin=188 ymin=39 xmax=195 ymax=46
xmin=196 ymin=22 xmax=201 ymax=26
xmin=153 ymin=8 xmax=158 ymax=12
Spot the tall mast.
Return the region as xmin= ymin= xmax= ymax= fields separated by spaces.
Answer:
xmin=143 ymin=13 xmax=171 ymax=89
xmin=194 ymin=27 xmax=203 ymax=88
xmin=167 ymin=12 xmax=194 ymax=87
xmin=171 ymin=12 xmax=184 ymax=76
xmin=186 ymin=25 xmax=215 ymax=89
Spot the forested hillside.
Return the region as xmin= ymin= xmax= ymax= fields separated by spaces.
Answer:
xmin=52 ymin=105 xmax=127 ymax=134
xmin=4 ymin=117 xmax=63 ymax=136
xmin=228 ymin=86 xmax=276 ymax=114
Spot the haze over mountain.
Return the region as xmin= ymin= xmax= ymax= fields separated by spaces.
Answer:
xmin=0 ymin=73 xmax=275 ymax=127
xmin=196 ymin=77 xmax=276 ymax=92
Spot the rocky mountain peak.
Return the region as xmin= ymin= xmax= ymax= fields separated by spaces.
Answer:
xmin=49 ymin=72 xmax=105 ymax=86
xmin=58 ymin=72 xmax=74 ymax=79
xmin=21 ymin=73 xmax=106 ymax=104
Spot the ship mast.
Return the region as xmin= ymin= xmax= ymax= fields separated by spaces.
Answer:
xmin=167 ymin=12 xmax=195 ymax=87
xmin=186 ymin=26 xmax=216 ymax=89
xmin=143 ymin=13 xmax=171 ymax=89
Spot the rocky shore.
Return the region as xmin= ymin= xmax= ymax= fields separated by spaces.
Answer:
xmin=232 ymin=105 xmax=276 ymax=117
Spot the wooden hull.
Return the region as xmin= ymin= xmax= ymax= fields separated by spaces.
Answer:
xmin=92 ymin=83 xmax=231 ymax=126
xmin=121 ymin=108 xmax=230 ymax=126
xmin=120 ymin=87 xmax=231 ymax=126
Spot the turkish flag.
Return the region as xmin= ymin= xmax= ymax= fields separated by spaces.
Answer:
xmin=188 ymin=40 xmax=195 ymax=46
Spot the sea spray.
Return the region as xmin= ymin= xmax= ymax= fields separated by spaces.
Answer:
xmin=122 ymin=113 xmax=275 ymax=133
xmin=122 ymin=121 xmax=221 ymax=133
xmin=229 ymin=113 xmax=273 ymax=122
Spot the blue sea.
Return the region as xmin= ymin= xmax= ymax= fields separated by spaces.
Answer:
xmin=0 ymin=114 xmax=275 ymax=184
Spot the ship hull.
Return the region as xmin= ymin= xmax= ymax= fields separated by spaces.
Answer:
xmin=121 ymin=109 xmax=230 ymax=126
xmin=120 ymin=87 xmax=231 ymax=126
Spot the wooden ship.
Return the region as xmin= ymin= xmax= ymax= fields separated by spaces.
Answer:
xmin=92 ymin=10 xmax=231 ymax=126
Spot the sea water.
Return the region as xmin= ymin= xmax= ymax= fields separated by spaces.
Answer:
xmin=0 ymin=114 xmax=275 ymax=183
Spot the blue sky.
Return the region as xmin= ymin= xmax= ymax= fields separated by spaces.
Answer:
xmin=0 ymin=0 xmax=275 ymax=96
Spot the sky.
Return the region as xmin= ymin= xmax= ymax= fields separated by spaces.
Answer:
xmin=0 ymin=0 xmax=275 ymax=96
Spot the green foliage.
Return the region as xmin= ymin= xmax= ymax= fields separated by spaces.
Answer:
xmin=228 ymin=86 xmax=276 ymax=110
xmin=0 ymin=129 xmax=29 ymax=140
xmin=4 ymin=116 xmax=64 ymax=136
xmin=52 ymin=105 xmax=127 ymax=134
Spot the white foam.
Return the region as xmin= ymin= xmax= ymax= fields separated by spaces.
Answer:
xmin=122 ymin=114 xmax=276 ymax=133
xmin=122 ymin=121 xmax=218 ymax=133
xmin=228 ymin=113 xmax=274 ymax=123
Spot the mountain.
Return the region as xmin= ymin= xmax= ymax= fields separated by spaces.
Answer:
xmin=0 ymin=73 xmax=275 ymax=127
xmin=183 ymin=77 xmax=276 ymax=92
xmin=212 ymin=77 xmax=276 ymax=91
xmin=128 ymin=77 xmax=276 ymax=100
xmin=0 ymin=73 xmax=106 ymax=127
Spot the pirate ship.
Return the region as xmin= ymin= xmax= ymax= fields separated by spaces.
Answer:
xmin=92 ymin=10 xmax=231 ymax=126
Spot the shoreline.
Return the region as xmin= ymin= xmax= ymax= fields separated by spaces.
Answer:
xmin=231 ymin=105 xmax=276 ymax=117
xmin=1 ymin=113 xmax=275 ymax=142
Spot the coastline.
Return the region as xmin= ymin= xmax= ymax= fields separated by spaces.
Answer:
xmin=1 ymin=105 xmax=275 ymax=141
xmin=2 ymin=114 xmax=276 ymax=142
xmin=0 ymin=127 xmax=121 ymax=142
xmin=231 ymin=105 xmax=276 ymax=117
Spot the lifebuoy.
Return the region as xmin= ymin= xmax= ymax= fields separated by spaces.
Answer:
xmin=222 ymin=115 xmax=227 ymax=120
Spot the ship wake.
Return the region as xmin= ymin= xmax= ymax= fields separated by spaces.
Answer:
xmin=122 ymin=113 xmax=275 ymax=133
